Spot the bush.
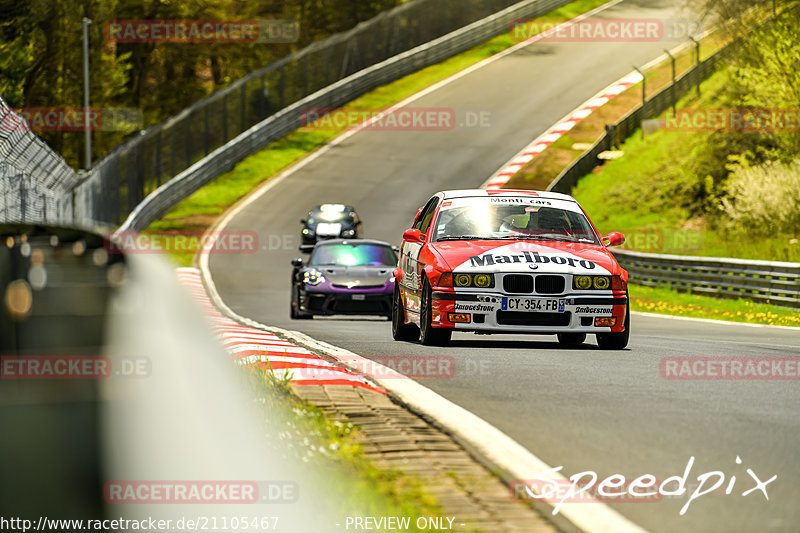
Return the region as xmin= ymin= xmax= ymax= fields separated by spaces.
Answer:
xmin=720 ymin=159 xmax=800 ymax=236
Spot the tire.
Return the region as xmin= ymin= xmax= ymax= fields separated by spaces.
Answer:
xmin=392 ymin=283 xmax=419 ymax=341
xmin=557 ymin=333 xmax=586 ymax=346
xmin=596 ymin=299 xmax=630 ymax=350
xmin=290 ymin=286 xmax=312 ymax=320
xmin=420 ymin=278 xmax=451 ymax=346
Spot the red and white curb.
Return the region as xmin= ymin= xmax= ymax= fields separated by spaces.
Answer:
xmin=176 ymin=267 xmax=385 ymax=393
xmin=481 ymin=71 xmax=642 ymax=190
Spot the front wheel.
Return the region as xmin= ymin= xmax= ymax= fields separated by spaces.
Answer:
xmin=596 ymin=299 xmax=630 ymax=350
xmin=392 ymin=283 xmax=419 ymax=341
xmin=420 ymin=278 xmax=451 ymax=346
xmin=290 ymin=286 xmax=312 ymax=320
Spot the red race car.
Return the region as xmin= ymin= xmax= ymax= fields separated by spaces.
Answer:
xmin=392 ymin=189 xmax=629 ymax=348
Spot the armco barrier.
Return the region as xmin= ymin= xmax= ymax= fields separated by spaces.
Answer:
xmin=548 ymin=44 xmax=727 ymax=194
xmin=114 ymin=0 xmax=570 ymax=230
xmin=77 ymin=0 xmax=570 ymax=228
xmin=613 ymin=249 xmax=800 ymax=308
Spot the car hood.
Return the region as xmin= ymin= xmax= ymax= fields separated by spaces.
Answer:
xmin=311 ymin=265 xmax=393 ymax=287
xmin=429 ymin=240 xmax=621 ymax=276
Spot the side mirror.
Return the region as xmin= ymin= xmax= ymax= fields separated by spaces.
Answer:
xmin=291 ymin=257 xmax=304 ymax=268
xmin=300 ymin=219 xmax=307 ymax=225
xmin=603 ymin=232 xmax=625 ymax=247
xmin=355 ymin=220 xmax=362 ymax=226
xmin=402 ymin=228 xmax=425 ymax=243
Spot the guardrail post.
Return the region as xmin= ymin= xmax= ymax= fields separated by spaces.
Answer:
xmin=203 ymin=106 xmax=210 ymax=156
xmin=688 ymin=36 xmax=701 ymax=97
xmin=222 ymin=93 xmax=229 ymax=144
xmin=664 ymin=49 xmax=676 ymax=117
xmin=240 ymin=83 xmax=246 ymax=134
xmin=633 ymin=65 xmax=646 ymax=137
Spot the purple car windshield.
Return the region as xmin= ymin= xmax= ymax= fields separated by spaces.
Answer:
xmin=310 ymin=244 xmax=396 ymax=267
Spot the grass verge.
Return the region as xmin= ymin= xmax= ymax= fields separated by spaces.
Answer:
xmin=145 ymin=0 xmax=613 ymax=266
xmin=629 ymin=283 xmax=800 ymax=327
xmin=246 ymin=365 xmax=451 ymax=530
xmin=504 ymin=32 xmax=728 ymax=190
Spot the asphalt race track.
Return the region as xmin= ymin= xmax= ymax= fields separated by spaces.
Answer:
xmin=207 ymin=0 xmax=800 ymax=531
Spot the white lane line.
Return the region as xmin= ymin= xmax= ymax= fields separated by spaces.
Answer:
xmin=633 ymin=311 xmax=800 ymax=332
xmin=198 ymin=3 xmax=674 ymax=532
xmin=481 ymin=28 xmax=715 ymax=190
xmin=198 ymin=275 xmax=649 ymax=533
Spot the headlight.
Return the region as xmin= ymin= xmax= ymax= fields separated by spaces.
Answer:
xmin=302 ymin=228 xmax=314 ymax=236
xmin=341 ymin=229 xmax=356 ymax=238
xmin=303 ymin=270 xmax=325 ymax=286
xmin=572 ymin=275 xmax=611 ymax=290
xmin=452 ymin=273 xmax=494 ymax=289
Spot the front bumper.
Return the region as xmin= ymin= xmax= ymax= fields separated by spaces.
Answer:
xmin=298 ymin=286 xmax=392 ymax=316
xmin=430 ymin=291 xmax=628 ymax=334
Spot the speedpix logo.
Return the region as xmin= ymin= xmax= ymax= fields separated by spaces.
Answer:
xmin=468 ymin=251 xmax=596 ymax=269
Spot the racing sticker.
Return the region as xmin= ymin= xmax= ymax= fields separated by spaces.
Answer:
xmin=574 ymin=306 xmax=613 ymax=314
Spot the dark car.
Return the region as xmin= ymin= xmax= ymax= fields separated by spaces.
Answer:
xmin=299 ymin=204 xmax=362 ymax=252
xmin=291 ymin=239 xmax=397 ymax=319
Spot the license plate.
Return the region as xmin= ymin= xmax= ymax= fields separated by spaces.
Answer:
xmin=501 ymin=297 xmax=566 ymax=313
xmin=352 ymin=294 xmax=366 ymax=301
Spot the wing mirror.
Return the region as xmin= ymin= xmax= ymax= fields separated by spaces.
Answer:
xmin=402 ymin=228 xmax=425 ymax=243
xmin=291 ymin=257 xmax=304 ymax=268
xmin=603 ymin=232 xmax=625 ymax=247
xmin=300 ymin=219 xmax=307 ymax=224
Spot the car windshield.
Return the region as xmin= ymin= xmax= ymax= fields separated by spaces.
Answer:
xmin=308 ymin=205 xmax=355 ymax=225
xmin=310 ymin=243 xmax=396 ymax=267
xmin=432 ymin=196 xmax=600 ymax=245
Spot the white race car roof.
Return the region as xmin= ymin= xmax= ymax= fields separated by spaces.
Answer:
xmin=438 ymin=189 xmax=578 ymax=203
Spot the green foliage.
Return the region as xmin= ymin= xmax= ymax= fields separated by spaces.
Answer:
xmin=720 ymin=158 xmax=800 ymax=236
xmin=0 ymin=0 xmax=403 ymax=167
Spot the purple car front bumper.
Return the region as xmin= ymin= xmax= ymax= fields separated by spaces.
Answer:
xmin=298 ymin=279 xmax=393 ymax=316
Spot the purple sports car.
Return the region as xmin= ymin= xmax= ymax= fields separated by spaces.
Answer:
xmin=290 ymin=239 xmax=397 ymax=319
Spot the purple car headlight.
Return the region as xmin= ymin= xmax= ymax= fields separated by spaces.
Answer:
xmin=302 ymin=269 xmax=325 ymax=286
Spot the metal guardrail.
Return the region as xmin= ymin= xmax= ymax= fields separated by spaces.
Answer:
xmin=613 ymin=249 xmax=800 ymax=308
xmin=116 ymin=0 xmax=569 ymax=231
xmin=544 ymin=32 xmax=800 ymax=309
xmin=0 ymin=97 xmax=79 ymax=225
xmin=76 ymin=0 xmax=569 ymax=227
xmin=548 ymin=45 xmax=728 ymax=194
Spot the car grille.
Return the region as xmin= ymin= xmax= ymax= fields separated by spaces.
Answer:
xmin=535 ymin=275 xmax=565 ymax=294
xmin=503 ymin=274 xmax=533 ymax=293
xmin=332 ymin=283 xmax=385 ymax=289
xmin=496 ymin=311 xmax=571 ymax=327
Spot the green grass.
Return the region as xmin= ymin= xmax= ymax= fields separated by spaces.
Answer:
xmin=245 ymin=366 xmax=450 ymax=530
xmin=630 ymin=283 xmax=800 ymax=327
xmin=148 ymin=0 xmax=612 ymax=266
xmin=572 ymin=67 xmax=800 ymax=263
